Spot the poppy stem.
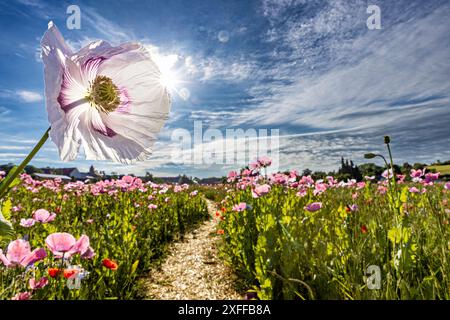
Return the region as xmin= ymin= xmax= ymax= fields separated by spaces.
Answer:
xmin=0 ymin=127 xmax=50 ymax=199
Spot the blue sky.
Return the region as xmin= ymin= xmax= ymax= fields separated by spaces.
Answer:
xmin=0 ymin=0 xmax=450 ymax=177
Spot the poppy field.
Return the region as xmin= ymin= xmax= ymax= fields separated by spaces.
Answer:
xmin=218 ymin=159 xmax=450 ymax=300
xmin=0 ymin=173 xmax=207 ymax=300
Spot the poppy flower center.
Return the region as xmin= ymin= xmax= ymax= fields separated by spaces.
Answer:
xmin=86 ymin=75 xmax=120 ymax=113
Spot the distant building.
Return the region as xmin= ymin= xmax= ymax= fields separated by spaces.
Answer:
xmin=33 ymin=173 xmax=72 ymax=181
xmin=39 ymin=165 xmax=103 ymax=181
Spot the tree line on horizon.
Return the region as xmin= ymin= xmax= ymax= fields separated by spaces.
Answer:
xmin=0 ymin=157 xmax=449 ymax=184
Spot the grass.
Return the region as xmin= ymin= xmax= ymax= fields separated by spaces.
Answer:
xmin=427 ymin=164 xmax=450 ymax=176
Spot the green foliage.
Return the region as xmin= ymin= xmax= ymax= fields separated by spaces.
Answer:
xmin=218 ymin=182 xmax=450 ymax=300
xmin=0 ymin=183 xmax=208 ymax=300
xmin=0 ymin=200 xmax=15 ymax=247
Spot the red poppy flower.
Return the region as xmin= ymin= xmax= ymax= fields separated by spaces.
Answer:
xmin=63 ymin=269 xmax=78 ymax=279
xmin=215 ymin=211 xmax=220 ymax=217
xmin=102 ymin=258 xmax=118 ymax=271
xmin=360 ymin=225 xmax=368 ymax=234
xmin=217 ymin=229 xmax=224 ymax=235
xmin=48 ymin=268 xmax=61 ymax=278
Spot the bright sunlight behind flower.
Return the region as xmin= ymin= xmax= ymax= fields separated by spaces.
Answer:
xmin=144 ymin=45 xmax=184 ymax=97
xmin=40 ymin=22 xmax=171 ymax=165
xmin=154 ymin=55 xmax=179 ymax=91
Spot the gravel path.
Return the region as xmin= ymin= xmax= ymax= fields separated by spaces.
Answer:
xmin=144 ymin=198 xmax=242 ymax=300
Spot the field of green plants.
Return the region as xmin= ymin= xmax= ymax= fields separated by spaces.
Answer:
xmin=218 ymin=158 xmax=450 ymax=299
xmin=1 ymin=152 xmax=450 ymax=300
xmin=0 ymin=175 xmax=207 ymax=300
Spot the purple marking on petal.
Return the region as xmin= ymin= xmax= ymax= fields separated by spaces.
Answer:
xmin=116 ymin=86 xmax=132 ymax=114
xmin=93 ymin=125 xmax=117 ymax=138
xmin=82 ymin=57 xmax=106 ymax=80
xmin=57 ymin=69 xmax=85 ymax=112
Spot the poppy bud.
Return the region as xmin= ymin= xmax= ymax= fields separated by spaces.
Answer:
xmin=364 ymin=153 xmax=376 ymax=159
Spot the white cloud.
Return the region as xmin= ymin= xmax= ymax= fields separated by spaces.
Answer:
xmin=16 ymin=90 xmax=43 ymax=103
xmin=82 ymin=7 xmax=135 ymax=44
xmin=0 ymin=153 xmax=28 ymax=158
xmin=232 ymin=3 xmax=450 ymax=132
xmin=0 ymin=106 xmax=11 ymax=117
xmin=0 ymin=146 xmax=28 ymax=150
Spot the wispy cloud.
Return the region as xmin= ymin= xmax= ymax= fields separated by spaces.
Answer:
xmin=16 ymin=90 xmax=43 ymax=103
xmin=234 ymin=2 xmax=450 ymax=131
xmin=81 ymin=7 xmax=135 ymax=44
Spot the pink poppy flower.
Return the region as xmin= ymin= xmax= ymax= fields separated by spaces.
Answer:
xmin=445 ymin=182 xmax=450 ymax=190
xmin=252 ymin=184 xmax=271 ymax=198
xmin=409 ymin=187 xmax=420 ymax=193
xmin=33 ymin=209 xmax=56 ymax=223
xmin=396 ymin=174 xmax=406 ymax=183
xmin=227 ymin=171 xmax=238 ymax=182
xmin=20 ymin=218 xmax=36 ymax=228
xmin=313 ymin=183 xmax=327 ymax=196
xmin=296 ymin=189 xmax=307 ymax=197
xmin=382 ymin=169 xmax=394 ymax=179
xmin=11 ymin=292 xmax=32 ymax=300
xmin=190 ymin=190 xmax=198 ymax=196
xmin=41 ymin=22 xmax=171 ymax=164
xmin=80 ymin=246 xmax=96 ymax=259
xmin=356 ymin=182 xmax=366 ymax=190
xmin=300 ymin=175 xmax=314 ymax=186
xmin=0 ymin=239 xmax=47 ymax=268
xmin=424 ymin=172 xmax=439 ymax=183
xmin=410 ymin=169 xmax=424 ymax=178
xmin=377 ymin=185 xmax=387 ymax=195
xmin=45 ymin=233 xmax=90 ymax=259
xmin=232 ymin=202 xmax=247 ymax=212
xmin=148 ymin=204 xmax=158 ymax=210
xmin=257 ymin=156 xmax=272 ymax=167
xmin=304 ymin=202 xmax=322 ymax=212
xmin=29 ymin=277 xmax=49 ymax=290
xmin=249 ymin=161 xmax=260 ymax=170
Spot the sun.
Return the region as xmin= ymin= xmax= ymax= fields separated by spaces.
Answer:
xmin=148 ymin=48 xmax=180 ymax=91
xmin=145 ymin=45 xmax=189 ymax=99
xmin=158 ymin=67 xmax=179 ymax=91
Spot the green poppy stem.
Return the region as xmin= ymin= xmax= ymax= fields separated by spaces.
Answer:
xmin=0 ymin=127 xmax=50 ymax=199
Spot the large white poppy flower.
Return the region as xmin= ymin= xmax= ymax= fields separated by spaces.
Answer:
xmin=40 ymin=22 xmax=171 ymax=164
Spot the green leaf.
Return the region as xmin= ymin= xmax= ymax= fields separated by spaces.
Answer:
xmin=0 ymin=214 xmax=15 ymax=246
xmin=131 ymin=260 xmax=139 ymax=274
xmin=1 ymin=166 xmax=18 ymax=184
xmin=0 ymin=166 xmax=21 ymax=197
xmin=1 ymin=199 xmax=12 ymax=220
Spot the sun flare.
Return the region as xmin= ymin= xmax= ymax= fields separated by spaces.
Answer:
xmin=147 ymin=47 xmax=180 ymax=91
